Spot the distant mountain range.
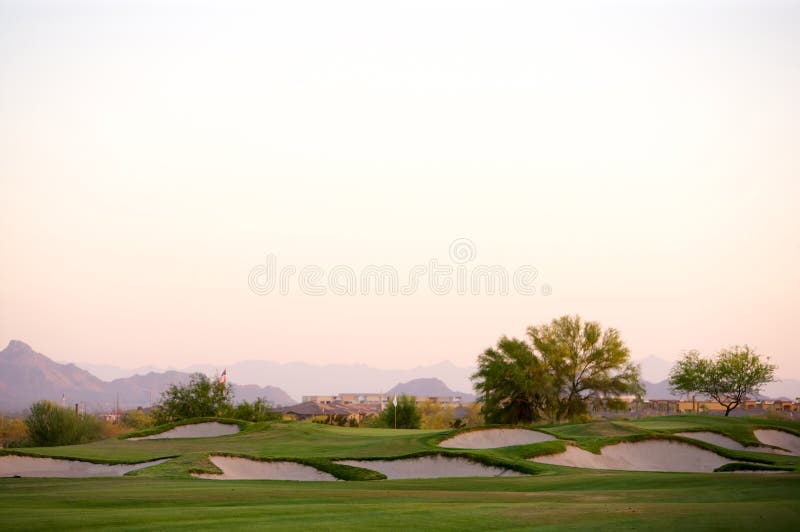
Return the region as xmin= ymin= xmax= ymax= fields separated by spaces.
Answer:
xmin=634 ymin=355 xmax=675 ymax=383
xmin=2 ymin=341 xmax=796 ymax=414
xmin=77 ymin=353 xmax=800 ymax=403
xmin=80 ymin=358 xmax=478 ymax=405
xmin=0 ymin=340 xmax=477 ymax=414
xmin=0 ymin=341 xmax=295 ymax=413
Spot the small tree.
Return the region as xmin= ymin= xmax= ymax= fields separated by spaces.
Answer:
xmin=669 ymin=346 xmax=776 ymax=416
xmin=153 ymin=373 xmax=233 ymax=424
xmin=380 ymin=395 xmax=421 ymax=429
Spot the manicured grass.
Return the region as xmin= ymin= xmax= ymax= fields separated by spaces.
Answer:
xmin=4 ymin=422 xmax=448 ymax=474
xmin=2 ymin=472 xmax=799 ymax=530
xmin=2 ymin=415 xmax=800 ymax=529
xmin=539 ymin=420 xmax=643 ymax=439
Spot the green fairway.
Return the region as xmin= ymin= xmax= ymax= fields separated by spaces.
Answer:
xmin=2 ymin=472 xmax=799 ymax=531
xmin=2 ymin=415 xmax=800 ymax=530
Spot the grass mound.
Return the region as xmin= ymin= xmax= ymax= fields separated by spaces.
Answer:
xmin=714 ymin=462 xmax=794 ymax=473
xmin=119 ymin=417 xmax=247 ymax=440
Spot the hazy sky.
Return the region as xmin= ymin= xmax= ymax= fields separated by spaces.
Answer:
xmin=1 ymin=1 xmax=798 ymax=376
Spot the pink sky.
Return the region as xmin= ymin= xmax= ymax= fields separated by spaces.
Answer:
xmin=1 ymin=2 xmax=798 ymax=376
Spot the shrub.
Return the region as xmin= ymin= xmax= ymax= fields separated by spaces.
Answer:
xmin=100 ymin=419 xmax=130 ymax=439
xmin=763 ymin=409 xmax=792 ymax=421
xmin=310 ymin=414 xmax=352 ymax=426
xmin=226 ymin=398 xmax=279 ymax=422
xmin=419 ymin=400 xmax=455 ymax=429
xmin=449 ymin=418 xmax=466 ymax=429
xmin=0 ymin=417 xmax=29 ymax=447
xmin=461 ymin=402 xmax=484 ymax=427
xmin=24 ymin=401 xmax=103 ymax=446
xmin=121 ymin=408 xmax=155 ymax=430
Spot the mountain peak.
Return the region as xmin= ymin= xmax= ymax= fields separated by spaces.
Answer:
xmin=634 ymin=355 xmax=674 ymax=383
xmin=1 ymin=339 xmax=36 ymax=360
xmin=3 ymin=339 xmax=33 ymax=353
xmin=387 ymin=377 xmax=475 ymax=401
xmin=0 ymin=341 xmax=296 ymax=412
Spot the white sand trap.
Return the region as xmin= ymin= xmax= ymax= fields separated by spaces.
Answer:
xmin=0 ymin=456 xmax=169 ymax=478
xmin=675 ymin=432 xmax=787 ymax=454
xmin=193 ymin=456 xmax=337 ymax=481
xmin=128 ymin=422 xmax=239 ymax=440
xmin=336 ymin=455 xmax=526 ymax=479
xmin=439 ymin=428 xmax=555 ymax=449
xmin=754 ymin=430 xmax=800 ymax=456
xmin=532 ymin=440 xmax=732 ymax=472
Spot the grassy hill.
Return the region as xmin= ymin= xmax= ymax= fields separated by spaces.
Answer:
xmin=2 ymin=415 xmax=800 ymax=530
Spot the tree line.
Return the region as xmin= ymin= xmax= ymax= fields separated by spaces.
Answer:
xmin=472 ymin=314 xmax=775 ymax=423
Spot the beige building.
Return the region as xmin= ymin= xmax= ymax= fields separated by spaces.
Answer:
xmin=300 ymin=393 xmax=468 ymax=408
xmin=303 ymin=393 xmax=388 ymax=406
xmin=301 ymin=395 xmax=337 ymax=405
xmin=338 ymin=393 xmax=387 ymax=405
xmin=414 ymin=396 xmax=463 ymax=406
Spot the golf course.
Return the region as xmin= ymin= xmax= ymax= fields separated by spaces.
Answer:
xmin=2 ymin=415 xmax=800 ymax=530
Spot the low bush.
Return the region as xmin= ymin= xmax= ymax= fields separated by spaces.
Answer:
xmin=0 ymin=417 xmax=29 ymax=447
xmin=225 ymin=398 xmax=280 ymax=423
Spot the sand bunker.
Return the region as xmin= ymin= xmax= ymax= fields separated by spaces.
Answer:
xmin=439 ymin=428 xmax=555 ymax=449
xmin=0 ymin=456 xmax=169 ymax=478
xmin=193 ymin=456 xmax=337 ymax=481
xmin=128 ymin=422 xmax=239 ymax=440
xmin=336 ymin=455 xmax=525 ymax=479
xmin=754 ymin=430 xmax=800 ymax=456
xmin=675 ymin=432 xmax=786 ymax=454
xmin=532 ymin=440 xmax=732 ymax=472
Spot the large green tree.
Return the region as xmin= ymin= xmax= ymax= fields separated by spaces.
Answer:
xmin=669 ymin=346 xmax=776 ymax=416
xmin=153 ymin=373 xmax=233 ymax=423
xmin=473 ymin=315 xmax=643 ymax=423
